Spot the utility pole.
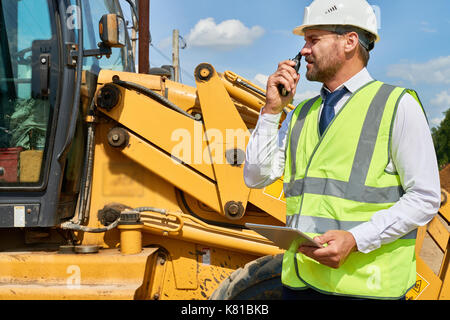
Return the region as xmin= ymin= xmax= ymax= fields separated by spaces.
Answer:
xmin=172 ymin=29 xmax=180 ymax=82
xmin=131 ymin=26 xmax=137 ymax=63
xmin=127 ymin=0 xmax=139 ymax=63
xmin=138 ymin=0 xmax=150 ymax=74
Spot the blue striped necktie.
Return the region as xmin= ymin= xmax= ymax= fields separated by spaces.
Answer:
xmin=319 ymin=87 xmax=349 ymax=136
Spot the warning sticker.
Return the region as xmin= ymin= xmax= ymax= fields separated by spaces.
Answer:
xmin=263 ymin=178 xmax=286 ymax=203
xmin=14 ymin=206 xmax=25 ymax=228
xmin=201 ymin=248 xmax=211 ymax=266
xmin=406 ymin=273 xmax=429 ymax=300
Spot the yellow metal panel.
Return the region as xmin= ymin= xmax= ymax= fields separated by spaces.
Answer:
xmin=98 ymin=70 xmax=199 ymax=113
xmin=410 ymin=205 xmax=450 ymax=299
xmin=134 ymin=252 xmax=169 ymax=300
xmin=439 ymin=248 xmax=450 ymax=299
xmin=0 ymin=248 xmax=157 ymax=284
xmin=128 ymin=234 xmax=262 ymax=300
xmin=97 ymin=84 xmax=216 ymax=180
xmin=196 ymin=64 xmax=251 ymax=217
xmin=0 ymin=248 xmax=159 ymax=300
xmin=102 ymin=162 xmax=145 ymax=197
xmin=116 ymin=122 xmax=286 ymax=224
xmin=428 ymin=216 xmax=449 ymax=252
xmin=406 ymin=257 xmax=442 ymax=300
xmin=121 ymin=132 xmax=222 ymax=213
xmin=84 ymin=123 xmax=189 ymax=247
xmin=194 ymin=244 xmax=256 ymax=299
xmin=170 ymin=242 xmax=198 ymax=290
xmin=263 ymin=178 xmax=285 ymax=201
xmin=0 ymin=284 xmax=139 ymax=300
xmin=440 ymin=189 xmax=450 ymax=222
xmin=248 ymin=188 xmax=286 ymax=224
xmin=415 ymin=226 xmax=427 ymax=256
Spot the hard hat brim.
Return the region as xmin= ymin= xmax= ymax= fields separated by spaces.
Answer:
xmin=293 ymin=24 xmax=380 ymax=43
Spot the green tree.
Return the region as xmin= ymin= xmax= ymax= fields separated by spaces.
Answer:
xmin=431 ymin=108 xmax=450 ymax=169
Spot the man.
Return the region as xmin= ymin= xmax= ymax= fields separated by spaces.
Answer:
xmin=244 ymin=0 xmax=441 ymax=300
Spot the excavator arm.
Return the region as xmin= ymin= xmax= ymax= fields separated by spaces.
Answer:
xmin=81 ymin=64 xmax=290 ymax=256
xmin=93 ymin=65 xmax=288 ymax=224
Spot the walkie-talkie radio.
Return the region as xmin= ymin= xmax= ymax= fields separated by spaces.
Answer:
xmin=278 ymin=52 xmax=302 ymax=97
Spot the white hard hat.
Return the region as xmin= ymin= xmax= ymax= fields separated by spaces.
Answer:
xmin=293 ymin=0 xmax=380 ymax=43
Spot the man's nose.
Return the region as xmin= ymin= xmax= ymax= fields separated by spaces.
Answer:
xmin=301 ymin=45 xmax=311 ymax=57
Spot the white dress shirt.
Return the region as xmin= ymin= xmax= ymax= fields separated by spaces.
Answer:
xmin=244 ymin=68 xmax=441 ymax=254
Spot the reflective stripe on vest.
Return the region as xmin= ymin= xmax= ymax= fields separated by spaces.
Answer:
xmin=281 ymin=81 xmax=419 ymax=299
xmin=286 ymin=215 xmax=417 ymax=240
xmin=284 ymin=83 xmax=404 ymax=203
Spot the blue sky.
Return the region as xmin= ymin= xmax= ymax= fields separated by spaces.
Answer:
xmin=121 ymin=0 xmax=450 ymax=128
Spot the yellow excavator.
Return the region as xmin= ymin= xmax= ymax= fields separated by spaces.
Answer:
xmin=0 ymin=0 xmax=448 ymax=300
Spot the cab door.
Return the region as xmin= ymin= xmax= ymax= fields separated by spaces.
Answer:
xmin=0 ymin=0 xmax=78 ymax=227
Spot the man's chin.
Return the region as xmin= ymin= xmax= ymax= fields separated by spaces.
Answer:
xmin=306 ymin=72 xmax=321 ymax=82
xmin=306 ymin=68 xmax=334 ymax=84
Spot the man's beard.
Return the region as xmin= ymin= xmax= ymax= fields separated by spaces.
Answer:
xmin=306 ymin=53 xmax=343 ymax=83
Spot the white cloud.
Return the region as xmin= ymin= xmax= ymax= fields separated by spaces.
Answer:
xmin=420 ymin=21 xmax=437 ymax=33
xmin=431 ymin=90 xmax=450 ymax=107
xmin=421 ymin=27 xmax=437 ymax=33
xmin=387 ymin=56 xmax=450 ymax=85
xmin=431 ymin=117 xmax=445 ymax=127
xmin=294 ymin=90 xmax=319 ymax=103
xmin=253 ymin=74 xmax=269 ymax=89
xmin=186 ymin=18 xmax=264 ymax=50
xmin=429 ymin=91 xmax=450 ymax=128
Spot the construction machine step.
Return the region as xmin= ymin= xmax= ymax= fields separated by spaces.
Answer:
xmin=0 ymin=247 xmax=159 ymax=300
xmin=0 ymin=283 xmax=139 ymax=300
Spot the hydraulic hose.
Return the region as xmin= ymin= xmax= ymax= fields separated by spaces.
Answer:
xmin=225 ymin=73 xmax=292 ymax=116
xmin=60 ymin=207 xmax=162 ymax=234
xmin=134 ymin=206 xmax=168 ymax=215
xmin=60 ymin=206 xmax=164 ymax=234
xmin=61 ymin=219 xmax=120 ymax=234
xmin=77 ymin=100 xmax=96 ymax=225
xmin=112 ymin=77 xmax=201 ymax=121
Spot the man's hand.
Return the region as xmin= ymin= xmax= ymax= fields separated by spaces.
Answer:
xmin=263 ymin=60 xmax=300 ymax=115
xmin=298 ymin=231 xmax=358 ymax=269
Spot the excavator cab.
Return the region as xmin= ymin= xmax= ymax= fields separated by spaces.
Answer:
xmin=0 ymin=0 xmax=133 ymax=228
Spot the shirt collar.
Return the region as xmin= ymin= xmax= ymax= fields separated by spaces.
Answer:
xmin=320 ymin=68 xmax=374 ymax=99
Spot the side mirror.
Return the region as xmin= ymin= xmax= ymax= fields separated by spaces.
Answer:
xmin=99 ymin=14 xmax=126 ymax=48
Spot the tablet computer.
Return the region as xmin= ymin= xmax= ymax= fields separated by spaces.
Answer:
xmin=245 ymin=223 xmax=323 ymax=250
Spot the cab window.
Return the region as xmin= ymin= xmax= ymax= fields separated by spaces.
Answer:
xmin=0 ymin=0 xmax=57 ymax=185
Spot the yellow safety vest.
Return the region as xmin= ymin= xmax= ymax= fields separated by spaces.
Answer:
xmin=282 ymin=81 xmax=421 ymax=299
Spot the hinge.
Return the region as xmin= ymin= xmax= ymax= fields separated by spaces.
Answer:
xmin=66 ymin=43 xmax=79 ymax=67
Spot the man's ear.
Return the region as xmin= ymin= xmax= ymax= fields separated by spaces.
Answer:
xmin=344 ymin=32 xmax=360 ymax=54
